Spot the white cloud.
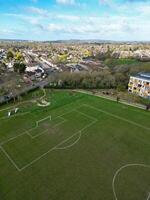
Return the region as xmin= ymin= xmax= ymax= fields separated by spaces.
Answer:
xmin=5 ymin=13 xmax=43 ymax=25
xmin=0 ymin=29 xmax=25 ymax=35
xmin=99 ymin=0 xmax=112 ymax=6
xmin=136 ymin=4 xmax=150 ymax=16
xmin=7 ymin=12 xmax=150 ymax=39
xmin=31 ymin=0 xmax=38 ymax=3
xmin=4 ymin=0 xmax=150 ymax=41
xmin=27 ymin=7 xmax=48 ymax=16
xmin=56 ymin=0 xmax=75 ymax=5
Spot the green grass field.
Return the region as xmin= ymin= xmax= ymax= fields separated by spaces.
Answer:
xmin=104 ymin=58 xmax=140 ymax=68
xmin=0 ymin=89 xmax=150 ymax=200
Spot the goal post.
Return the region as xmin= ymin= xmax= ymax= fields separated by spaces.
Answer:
xmin=36 ymin=115 xmax=52 ymax=127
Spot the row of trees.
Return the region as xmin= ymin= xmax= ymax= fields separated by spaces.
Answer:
xmin=47 ymin=59 xmax=150 ymax=91
xmin=48 ymin=71 xmax=127 ymax=91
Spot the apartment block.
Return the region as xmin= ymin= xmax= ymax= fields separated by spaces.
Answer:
xmin=128 ymin=73 xmax=150 ymax=99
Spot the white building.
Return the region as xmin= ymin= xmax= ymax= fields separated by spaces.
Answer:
xmin=128 ymin=73 xmax=150 ymax=99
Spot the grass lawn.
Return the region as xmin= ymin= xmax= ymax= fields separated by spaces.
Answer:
xmin=104 ymin=58 xmax=140 ymax=68
xmin=0 ymin=89 xmax=150 ymax=200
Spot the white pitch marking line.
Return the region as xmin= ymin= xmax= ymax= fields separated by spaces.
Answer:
xmin=53 ymin=118 xmax=66 ymax=128
xmin=0 ymin=109 xmax=63 ymax=149
xmin=36 ymin=115 xmax=51 ymax=127
xmin=55 ymin=110 xmax=97 ymax=150
xmin=27 ymin=129 xmax=48 ymax=139
xmin=23 ymin=115 xmax=66 ymax=138
xmin=55 ymin=114 xmax=97 ymax=150
xmin=19 ymin=131 xmax=81 ymax=171
xmin=0 ymin=146 xmax=21 ymax=171
xmin=28 ymin=117 xmax=66 ymax=139
xmin=20 ymin=115 xmax=97 ymax=171
xmin=147 ymin=192 xmax=150 ymax=200
xmin=112 ymin=163 xmax=150 ymax=200
xmin=19 ymin=110 xmax=97 ymax=171
xmin=0 ymin=108 xmax=76 ymax=145
xmin=75 ymin=89 xmax=150 ymax=115
xmin=0 ymin=105 xmax=96 ymax=171
xmin=0 ymin=112 xmax=30 ymax=121
xmin=55 ymin=131 xmax=82 ymax=150
xmin=83 ymin=104 xmax=150 ymax=131
xmin=75 ymin=109 xmax=98 ymax=122
xmin=0 ymin=132 xmax=27 ymax=145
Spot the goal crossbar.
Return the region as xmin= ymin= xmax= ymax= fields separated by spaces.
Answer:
xmin=36 ymin=116 xmax=51 ymax=127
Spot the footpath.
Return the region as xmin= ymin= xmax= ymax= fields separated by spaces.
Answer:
xmin=75 ymin=89 xmax=147 ymax=111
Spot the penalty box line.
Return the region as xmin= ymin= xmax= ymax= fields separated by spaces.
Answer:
xmin=0 ymin=106 xmax=82 ymax=146
xmin=0 ymin=108 xmax=79 ymax=171
xmin=27 ymin=116 xmax=66 ymax=139
xmin=0 ymin=107 xmax=97 ymax=172
xmin=25 ymin=115 xmax=60 ymax=139
xmin=0 ymin=145 xmax=21 ymax=172
xmin=20 ymin=114 xmax=97 ymax=171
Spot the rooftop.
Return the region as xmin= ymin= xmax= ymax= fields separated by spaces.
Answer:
xmin=131 ymin=72 xmax=150 ymax=81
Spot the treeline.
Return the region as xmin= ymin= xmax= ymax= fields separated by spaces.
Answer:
xmin=48 ymin=62 xmax=150 ymax=91
xmin=48 ymin=71 xmax=126 ymax=91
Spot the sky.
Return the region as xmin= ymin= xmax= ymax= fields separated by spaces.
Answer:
xmin=0 ymin=0 xmax=150 ymax=41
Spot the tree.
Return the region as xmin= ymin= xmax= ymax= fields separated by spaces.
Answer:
xmin=7 ymin=50 xmax=14 ymax=60
xmin=116 ymin=84 xmax=126 ymax=92
xmin=13 ymin=62 xmax=26 ymax=74
xmin=15 ymin=52 xmax=24 ymax=61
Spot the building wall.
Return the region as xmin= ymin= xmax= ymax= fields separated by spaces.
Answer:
xmin=128 ymin=76 xmax=150 ymax=99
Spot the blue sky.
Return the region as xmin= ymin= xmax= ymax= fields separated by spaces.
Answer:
xmin=0 ymin=0 xmax=150 ymax=41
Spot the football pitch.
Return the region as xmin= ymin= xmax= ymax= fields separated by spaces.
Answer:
xmin=0 ymin=89 xmax=150 ymax=200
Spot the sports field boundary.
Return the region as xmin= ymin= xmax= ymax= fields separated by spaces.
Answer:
xmin=83 ymin=104 xmax=150 ymax=131
xmin=75 ymin=89 xmax=147 ymax=111
xmin=0 ymin=111 xmax=30 ymax=121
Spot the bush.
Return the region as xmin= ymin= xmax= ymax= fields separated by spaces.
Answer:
xmin=117 ymin=84 xmax=126 ymax=92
